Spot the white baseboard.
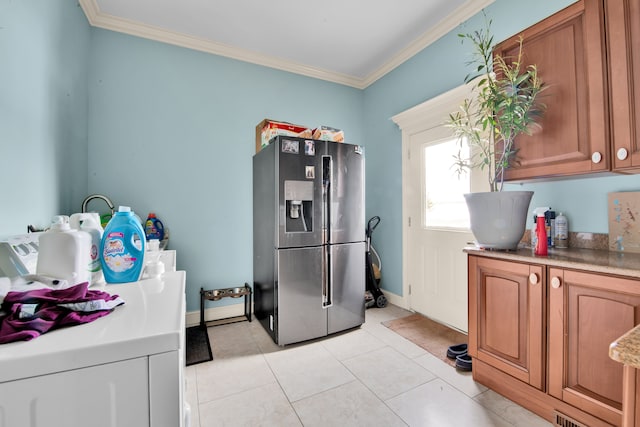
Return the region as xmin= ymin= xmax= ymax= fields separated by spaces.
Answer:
xmin=186 ymin=303 xmax=247 ymax=327
xmin=381 ymin=289 xmax=407 ymax=309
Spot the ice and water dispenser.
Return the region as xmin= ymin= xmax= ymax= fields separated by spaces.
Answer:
xmin=284 ymin=180 xmax=313 ymax=232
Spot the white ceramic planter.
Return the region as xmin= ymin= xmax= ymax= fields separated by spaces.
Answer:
xmin=464 ymin=191 xmax=534 ymax=250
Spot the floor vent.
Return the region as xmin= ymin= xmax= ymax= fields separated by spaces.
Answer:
xmin=553 ymin=411 xmax=588 ymax=427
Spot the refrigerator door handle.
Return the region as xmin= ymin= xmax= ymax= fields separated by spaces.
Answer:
xmin=321 ymin=245 xmax=327 ymax=305
xmin=321 ymin=155 xmax=332 ymax=245
xmin=322 ymin=245 xmax=333 ymax=308
xmin=322 ymin=154 xmax=333 ymax=309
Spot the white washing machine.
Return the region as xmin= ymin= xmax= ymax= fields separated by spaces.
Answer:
xmin=0 ymin=232 xmax=42 ymax=277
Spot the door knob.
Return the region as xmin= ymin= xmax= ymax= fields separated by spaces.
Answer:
xmin=591 ymin=152 xmax=602 ymax=164
xmin=551 ymin=276 xmax=561 ymax=289
xmin=529 ymin=273 xmax=539 ymax=285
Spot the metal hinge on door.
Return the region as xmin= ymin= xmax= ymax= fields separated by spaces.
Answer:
xmin=408 ymin=217 xmax=411 ymax=227
xmin=408 ymin=284 xmax=412 ymax=295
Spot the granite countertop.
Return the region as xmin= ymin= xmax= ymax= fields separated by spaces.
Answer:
xmin=464 ymin=246 xmax=640 ymax=279
xmin=610 ymin=325 xmax=640 ymax=368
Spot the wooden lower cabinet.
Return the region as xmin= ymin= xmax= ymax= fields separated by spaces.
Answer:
xmin=468 ymin=256 xmax=545 ymax=390
xmin=549 ymin=268 xmax=640 ymax=426
xmin=469 ymin=254 xmax=640 ymax=427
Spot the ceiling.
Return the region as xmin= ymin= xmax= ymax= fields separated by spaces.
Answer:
xmin=79 ymin=0 xmax=493 ymax=89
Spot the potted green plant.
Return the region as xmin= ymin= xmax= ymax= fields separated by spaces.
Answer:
xmin=448 ymin=17 xmax=546 ymax=250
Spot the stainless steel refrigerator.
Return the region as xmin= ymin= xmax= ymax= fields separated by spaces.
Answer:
xmin=253 ymin=136 xmax=365 ymax=345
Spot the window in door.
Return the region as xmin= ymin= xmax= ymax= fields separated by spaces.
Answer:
xmin=423 ymin=137 xmax=470 ymax=230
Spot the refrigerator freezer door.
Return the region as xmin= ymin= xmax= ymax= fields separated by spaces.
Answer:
xmin=276 ymin=246 xmax=327 ymax=345
xmin=326 ymin=142 xmax=365 ymax=244
xmin=328 ymin=242 xmax=365 ymax=334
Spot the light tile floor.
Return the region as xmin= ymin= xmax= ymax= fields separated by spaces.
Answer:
xmin=185 ymin=304 xmax=552 ymax=427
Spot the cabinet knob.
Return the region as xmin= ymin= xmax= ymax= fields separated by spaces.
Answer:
xmin=529 ymin=273 xmax=539 ymax=285
xmin=617 ymin=148 xmax=629 ymax=160
xmin=551 ymin=276 xmax=561 ymax=289
xmin=591 ymin=151 xmax=602 ymax=164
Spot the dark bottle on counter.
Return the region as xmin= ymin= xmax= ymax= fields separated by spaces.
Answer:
xmin=545 ymin=210 xmax=556 ymax=247
xmin=144 ymin=213 xmax=164 ymax=241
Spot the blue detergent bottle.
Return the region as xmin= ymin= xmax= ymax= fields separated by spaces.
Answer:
xmin=100 ymin=206 xmax=146 ymax=283
xmin=145 ymin=212 xmax=164 ymax=241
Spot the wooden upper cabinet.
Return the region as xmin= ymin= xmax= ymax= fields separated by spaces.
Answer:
xmin=606 ymin=0 xmax=640 ymax=172
xmin=494 ymin=0 xmax=610 ymax=181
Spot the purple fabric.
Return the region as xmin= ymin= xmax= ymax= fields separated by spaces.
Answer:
xmin=0 ymin=282 xmax=123 ymax=344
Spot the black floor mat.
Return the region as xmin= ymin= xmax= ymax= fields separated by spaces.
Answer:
xmin=185 ymin=326 xmax=213 ymax=366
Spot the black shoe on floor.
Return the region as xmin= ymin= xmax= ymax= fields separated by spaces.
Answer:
xmin=455 ymin=353 xmax=472 ymax=371
xmin=446 ymin=343 xmax=468 ymax=360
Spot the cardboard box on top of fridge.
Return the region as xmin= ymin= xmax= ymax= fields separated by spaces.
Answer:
xmin=255 ymin=119 xmax=312 ymax=152
xmin=312 ymin=126 xmax=344 ymax=143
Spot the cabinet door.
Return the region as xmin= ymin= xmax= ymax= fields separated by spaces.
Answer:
xmin=0 ymin=357 xmax=149 ymax=427
xmin=548 ymin=268 xmax=640 ymax=426
xmin=150 ymin=351 xmax=183 ymax=427
xmin=606 ymin=0 xmax=640 ymax=172
xmin=468 ymin=256 xmax=545 ymax=389
xmin=495 ymin=0 xmax=609 ymax=181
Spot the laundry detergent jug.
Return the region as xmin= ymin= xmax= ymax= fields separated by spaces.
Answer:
xmin=100 ymin=206 xmax=146 ymax=284
xmin=70 ymin=212 xmax=104 ymax=285
xmin=144 ymin=212 xmax=164 ymax=241
xmin=36 ymin=215 xmax=92 ymax=285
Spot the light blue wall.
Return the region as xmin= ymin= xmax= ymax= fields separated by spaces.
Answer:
xmin=0 ymin=0 xmax=90 ymax=234
xmin=87 ymin=30 xmax=364 ymax=311
xmin=4 ymin=0 xmax=640 ymax=311
xmin=363 ymin=0 xmax=640 ymax=296
xmin=512 ymin=175 xmax=640 ymax=233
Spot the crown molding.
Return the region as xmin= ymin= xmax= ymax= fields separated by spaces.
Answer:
xmin=363 ymin=0 xmax=495 ymax=87
xmin=79 ymin=0 xmax=494 ymax=90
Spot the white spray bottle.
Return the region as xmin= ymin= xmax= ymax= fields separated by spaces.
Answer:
xmin=70 ymin=212 xmax=104 ymax=285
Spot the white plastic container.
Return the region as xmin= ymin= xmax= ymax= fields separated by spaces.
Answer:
xmin=70 ymin=212 xmax=104 ymax=286
xmin=36 ymin=216 xmax=92 ymax=285
xmin=143 ymin=239 xmax=165 ymax=279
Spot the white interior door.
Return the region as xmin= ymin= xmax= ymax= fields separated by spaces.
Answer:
xmin=405 ymin=129 xmax=474 ymax=332
xmin=392 ymin=83 xmax=489 ymax=333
